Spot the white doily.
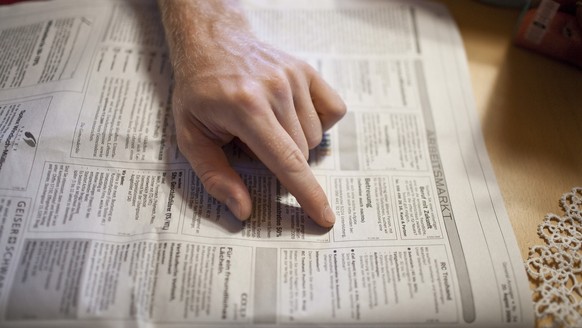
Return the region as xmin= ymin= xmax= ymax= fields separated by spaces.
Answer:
xmin=525 ymin=187 xmax=582 ymax=327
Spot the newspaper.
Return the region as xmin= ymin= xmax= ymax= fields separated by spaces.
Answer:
xmin=0 ymin=0 xmax=534 ymax=327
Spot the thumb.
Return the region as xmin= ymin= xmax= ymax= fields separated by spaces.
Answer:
xmin=177 ymin=124 xmax=252 ymax=221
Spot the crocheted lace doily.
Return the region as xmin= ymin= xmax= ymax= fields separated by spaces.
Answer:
xmin=525 ymin=187 xmax=582 ymax=327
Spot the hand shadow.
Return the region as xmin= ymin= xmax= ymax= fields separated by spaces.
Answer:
xmin=182 ymin=170 xmax=333 ymax=241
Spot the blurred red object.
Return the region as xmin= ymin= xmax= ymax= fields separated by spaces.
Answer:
xmin=514 ymin=0 xmax=582 ymax=68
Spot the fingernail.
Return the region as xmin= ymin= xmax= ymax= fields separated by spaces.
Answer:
xmin=322 ymin=205 xmax=336 ymax=227
xmin=226 ymin=197 xmax=242 ymax=220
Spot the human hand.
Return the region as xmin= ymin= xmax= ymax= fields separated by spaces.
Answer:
xmin=160 ymin=0 xmax=346 ymax=228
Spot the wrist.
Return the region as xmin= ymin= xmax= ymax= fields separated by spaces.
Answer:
xmin=158 ymin=0 xmax=252 ymax=80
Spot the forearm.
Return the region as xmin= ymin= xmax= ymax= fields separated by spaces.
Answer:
xmin=157 ymin=0 xmax=252 ymax=80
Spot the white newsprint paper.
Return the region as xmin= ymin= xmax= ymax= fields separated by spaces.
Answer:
xmin=0 ymin=0 xmax=534 ymax=327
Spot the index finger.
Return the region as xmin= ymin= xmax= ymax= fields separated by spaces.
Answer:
xmin=235 ymin=105 xmax=335 ymax=228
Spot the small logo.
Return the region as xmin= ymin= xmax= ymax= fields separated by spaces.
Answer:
xmin=23 ymin=131 xmax=37 ymax=148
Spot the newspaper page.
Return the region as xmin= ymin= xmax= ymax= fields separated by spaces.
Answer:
xmin=0 ymin=0 xmax=534 ymax=327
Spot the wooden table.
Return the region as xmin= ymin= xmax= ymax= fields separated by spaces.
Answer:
xmin=439 ymin=0 xmax=582 ymax=326
xmin=438 ymin=2 xmax=582 ymax=325
xmin=439 ymin=0 xmax=582 ymax=260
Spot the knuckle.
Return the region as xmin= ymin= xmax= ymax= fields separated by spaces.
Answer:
xmin=280 ymin=147 xmax=308 ymax=174
xmin=333 ymin=100 xmax=348 ymax=117
xmin=196 ymin=167 xmax=223 ymax=196
xmin=229 ymin=84 xmax=272 ymax=120
xmin=230 ymin=83 xmax=261 ymax=108
xmin=306 ymin=185 xmax=326 ymax=203
xmin=306 ymin=133 xmax=323 ymax=149
xmin=296 ymin=60 xmax=314 ymax=74
xmin=266 ymin=70 xmax=291 ymax=97
xmin=322 ymin=100 xmax=348 ymax=130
